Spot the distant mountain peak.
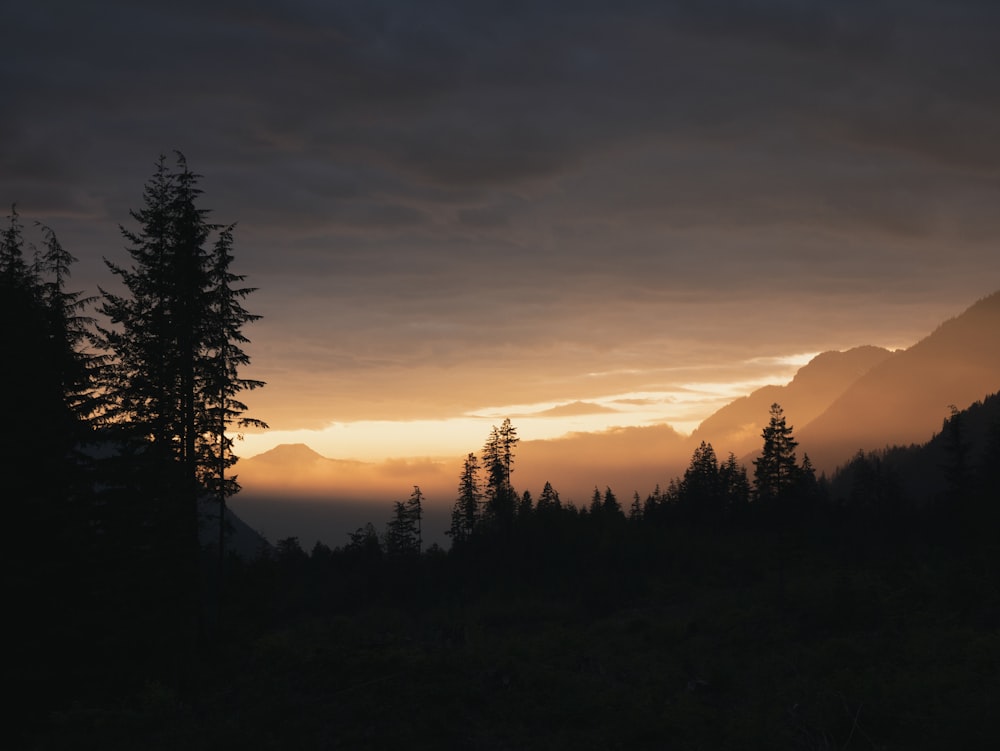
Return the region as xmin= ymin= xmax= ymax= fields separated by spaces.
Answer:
xmin=247 ymin=443 xmax=329 ymax=463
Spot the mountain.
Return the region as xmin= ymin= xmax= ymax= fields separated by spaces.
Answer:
xmin=236 ymin=443 xmax=372 ymax=493
xmin=688 ymin=346 xmax=893 ymax=460
xmin=198 ymin=496 xmax=271 ymax=559
xmin=827 ymin=391 xmax=1000 ymax=508
xmin=798 ymin=291 xmax=1000 ymax=471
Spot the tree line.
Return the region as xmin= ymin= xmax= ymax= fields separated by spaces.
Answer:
xmin=326 ymin=403 xmax=821 ymax=562
xmin=335 ymin=389 xmax=999 ymax=565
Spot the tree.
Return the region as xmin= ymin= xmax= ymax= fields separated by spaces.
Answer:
xmin=385 ymin=497 xmax=420 ymax=556
xmin=35 ymin=221 xmax=102 ymax=428
xmin=2 ymin=209 xmax=97 ymax=491
xmin=589 ymin=486 xmax=603 ymax=514
xmin=942 ymin=404 xmax=971 ymax=509
xmin=678 ymin=441 xmax=721 ymax=521
xmin=96 ymin=154 xmax=265 ymax=632
xmin=449 ymin=453 xmax=481 ymax=543
xmin=202 ymin=223 xmax=268 ymax=572
xmin=536 ymin=481 xmax=561 ymax=513
xmin=345 ymin=523 xmax=383 ymax=558
xmin=518 ymin=490 xmax=534 ymax=517
xmin=482 ymin=419 xmax=519 ymax=532
xmin=3 ymin=208 xmax=106 ymax=723
xmin=407 ymin=485 xmax=424 ymax=554
xmin=629 ymin=491 xmax=642 ymax=521
xmin=718 ymin=452 xmax=751 ymax=517
xmin=753 ymin=403 xmax=800 ymax=509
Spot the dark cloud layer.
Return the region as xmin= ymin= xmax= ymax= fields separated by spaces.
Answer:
xmin=4 ymin=1 xmax=1000 ymax=427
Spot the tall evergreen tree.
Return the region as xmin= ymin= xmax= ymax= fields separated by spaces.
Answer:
xmin=95 ymin=154 xmax=265 ymax=637
xmin=1 ymin=210 xmax=97 ymax=498
xmin=3 ymin=209 xmax=102 ymax=724
xmin=385 ymin=496 xmax=420 ymax=556
xmin=679 ymin=441 xmax=721 ymax=520
xmin=201 ymin=224 xmax=268 ymax=570
xmin=449 ymin=453 xmax=481 ymax=543
xmin=753 ymin=403 xmax=800 ymax=509
xmin=536 ymin=481 xmax=561 ymax=513
xmin=719 ymin=452 xmax=751 ymax=517
xmin=482 ymin=419 xmax=519 ymax=531
xmin=407 ymin=485 xmax=424 ymax=554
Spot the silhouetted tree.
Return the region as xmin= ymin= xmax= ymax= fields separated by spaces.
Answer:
xmin=536 ymin=481 xmax=561 ymax=513
xmin=449 ymin=453 xmax=481 ymax=543
xmin=386 ymin=490 xmax=422 ymax=556
xmin=407 ymin=485 xmax=424 ymax=553
xmin=629 ymin=491 xmax=642 ymax=521
xmin=3 ymin=208 xmax=105 ymax=726
xmin=519 ymin=490 xmax=534 ymax=517
xmin=95 ymin=154 xmax=264 ymax=645
xmin=942 ymin=404 xmax=971 ymax=511
xmin=345 ymin=523 xmax=383 ymax=558
xmin=202 ymin=224 xmax=267 ymax=574
xmin=2 ymin=209 xmax=97 ymax=488
xmin=719 ymin=452 xmax=751 ymax=517
xmin=602 ymin=487 xmax=621 ymax=516
xmin=678 ymin=441 xmax=721 ymax=521
xmin=753 ymin=403 xmax=800 ymax=510
xmin=482 ymin=419 xmax=518 ymax=532
xmin=589 ymin=486 xmax=603 ymax=514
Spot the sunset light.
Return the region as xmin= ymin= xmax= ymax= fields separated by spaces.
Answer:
xmin=239 ymin=353 xmax=825 ymax=461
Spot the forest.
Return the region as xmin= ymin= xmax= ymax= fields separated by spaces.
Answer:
xmin=6 ymin=156 xmax=1000 ymax=749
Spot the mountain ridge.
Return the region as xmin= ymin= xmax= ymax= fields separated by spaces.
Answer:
xmin=797 ymin=290 xmax=1000 ymax=470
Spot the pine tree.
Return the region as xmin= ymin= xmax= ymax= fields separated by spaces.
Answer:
xmin=753 ymin=403 xmax=800 ymax=509
xmin=719 ymin=452 xmax=751 ymax=517
xmin=2 ymin=210 xmax=97 ymax=500
xmin=482 ymin=419 xmax=518 ymax=532
xmin=518 ymin=490 xmax=534 ymax=517
xmin=95 ymin=154 xmax=265 ymax=636
xmin=536 ymin=481 xmax=561 ymax=513
xmin=589 ymin=486 xmax=603 ymax=514
xmin=629 ymin=491 xmax=642 ymax=521
xmin=679 ymin=441 xmax=721 ymax=520
xmin=3 ymin=209 xmax=103 ymax=720
xmin=385 ymin=498 xmax=420 ymax=556
xmin=407 ymin=485 xmax=424 ymax=554
xmin=201 ymin=224 xmax=267 ymax=571
xmin=449 ymin=452 xmax=481 ymax=543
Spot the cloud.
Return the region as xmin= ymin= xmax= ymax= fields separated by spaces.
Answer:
xmin=524 ymin=401 xmax=622 ymax=418
xmin=6 ymin=0 xmax=1000 ymax=439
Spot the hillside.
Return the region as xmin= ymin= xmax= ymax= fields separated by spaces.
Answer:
xmin=689 ymin=346 xmax=893 ymax=459
xmin=798 ymin=291 xmax=1000 ymax=471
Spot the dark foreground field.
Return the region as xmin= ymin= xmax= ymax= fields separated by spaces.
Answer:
xmin=26 ymin=518 xmax=1000 ymax=750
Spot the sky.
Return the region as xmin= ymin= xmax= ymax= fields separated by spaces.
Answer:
xmin=5 ymin=0 xmax=1000 ymax=466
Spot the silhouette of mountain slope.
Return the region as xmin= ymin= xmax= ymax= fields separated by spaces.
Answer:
xmin=198 ymin=496 xmax=271 ymax=558
xmin=798 ymin=291 xmax=1000 ymax=471
xmin=689 ymin=346 xmax=893 ymax=459
xmin=827 ymin=390 xmax=1000 ymax=507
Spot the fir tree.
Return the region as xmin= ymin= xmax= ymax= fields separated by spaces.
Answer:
xmin=449 ymin=453 xmax=481 ymax=543
xmin=536 ymin=481 xmax=561 ymax=513
xmin=95 ymin=154 xmax=265 ymax=640
xmin=482 ymin=419 xmax=518 ymax=532
xmin=753 ymin=403 xmax=800 ymax=509
xmin=202 ymin=224 xmax=268 ymax=571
